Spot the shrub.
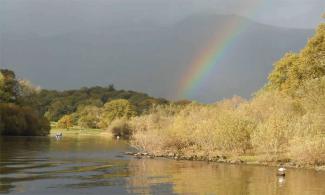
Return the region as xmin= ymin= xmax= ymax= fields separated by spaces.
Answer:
xmin=0 ymin=103 xmax=50 ymax=136
xmin=211 ymin=111 xmax=254 ymax=154
xmin=108 ymin=119 xmax=132 ymax=139
xmin=289 ymin=136 xmax=325 ymax=165
xmin=57 ymin=115 xmax=73 ymax=129
xmin=130 ymin=100 xmax=254 ymax=155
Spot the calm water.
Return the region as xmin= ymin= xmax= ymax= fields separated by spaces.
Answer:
xmin=1 ymin=136 xmax=325 ymax=195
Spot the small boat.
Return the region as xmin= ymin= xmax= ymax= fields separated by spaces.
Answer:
xmin=55 ymin=132 xmax=63 ymax=140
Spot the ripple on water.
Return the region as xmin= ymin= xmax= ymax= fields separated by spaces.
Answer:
xmin=1 ymin=136 xmax=325 ymax=195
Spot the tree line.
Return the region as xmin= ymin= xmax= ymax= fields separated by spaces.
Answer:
xmin=0 ymin=69 xmax=172 ymax=135
xmin=0 ymin=69 xmax=50 ymax=136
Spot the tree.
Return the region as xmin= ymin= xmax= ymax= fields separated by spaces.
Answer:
xmin=45 ymin=100 xmax=74 ymax=121
xmin=0 ymin=69 xmax=50 ymax=136
xmin=77 ymin=106 xmax=101 ymax=129
xmin=57 ymin=115 xmax=73 ymax=129
xmin=266 ymin=23 xmax=325 ymax=95
xmin=267 ymin=53 xmax=300 ymax=94
xmin=100 ymin=99 xmax=137 ymax=128
xmin=0 ymin=69 xmax=20 ymax=103
xmin=108 ymin=84 xmax=115 ymax=91
xmin=0 ymin=103 xmax=50 ymax=136
xmin=18 ymin=79 xmax=41 ymax=97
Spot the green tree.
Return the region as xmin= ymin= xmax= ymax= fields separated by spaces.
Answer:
xmin=0 ymin=69 xmax=20 ymax=103
xmin=77 ymin=106 xmax=101 ymax=129
xmin=0 ymin=69 xmax=50 ymax=136
xmin=100 ymin=99 xmax=137 ymax=128
xmin=0 ymin=103 xmax=50 ymax=136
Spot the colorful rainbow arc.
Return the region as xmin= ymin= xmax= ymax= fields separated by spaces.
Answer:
xmin=177 ymin=0 xmax=266 ymax=100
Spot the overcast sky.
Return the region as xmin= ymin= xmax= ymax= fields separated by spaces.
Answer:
xmin=1 ymin=0 xmax=324 ymax=36
xmin=0 ymin=0 xmax=324 ymax=101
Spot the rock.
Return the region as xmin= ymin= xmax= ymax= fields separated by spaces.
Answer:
xmin=218 ymin=159 xmax=226 ymax=163
xmin=134 ymin=153 xmax=141 ymax=157
xmin=134 ymin=155 xmax=142 ymax=159
xmin=168 ymin=153 xmax=175 ymax=158
xmin=315 ymin=166 xmax=325 ymax=171
xmin=230 ymin=159 xmax=244 ymax=164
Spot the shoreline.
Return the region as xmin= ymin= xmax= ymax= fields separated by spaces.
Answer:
xmin=125 ymin=151 xmax=325 ymax=171
xmin=19 ymin=127 xmax=325 ymax=171
xmin=50 ymin=128 xmax=113 ymax=137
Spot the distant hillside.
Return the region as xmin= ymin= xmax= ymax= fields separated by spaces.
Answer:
xmin=2 ymin=14 xmax=313 ymax=102
xmin=29 ymin=86 xmax=169 ymax=121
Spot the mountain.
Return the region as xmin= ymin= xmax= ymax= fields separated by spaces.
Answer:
xmin=1 ymin=14 xmax=313 ymax=102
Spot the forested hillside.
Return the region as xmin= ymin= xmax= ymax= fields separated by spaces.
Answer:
xmin=26 ymin=86 xmax=169 ymax=122
xmin=0 ymin=69 xmax=170 ymax=135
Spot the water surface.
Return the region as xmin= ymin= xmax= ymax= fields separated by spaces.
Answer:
xmin=1 ymin=136 xmax=325 ymax=194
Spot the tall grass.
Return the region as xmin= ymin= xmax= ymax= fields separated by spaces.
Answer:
xmin=128 ymin=91 xmax=325 ymax=165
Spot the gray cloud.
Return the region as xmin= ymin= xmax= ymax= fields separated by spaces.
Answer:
xmin=0 ymin=0 xmax=322 ymax=101
xmin=1 ymin=0 xmax=324 ymax=35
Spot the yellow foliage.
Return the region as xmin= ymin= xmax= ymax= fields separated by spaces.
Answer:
xmin=129 ymin=22 xmax=325 ymax=166
xmin=57 ymin=115 xmax=73 ymax=129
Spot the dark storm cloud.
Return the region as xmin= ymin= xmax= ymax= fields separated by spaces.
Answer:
xmin=0 ymin=0 xmax=322 ymax=101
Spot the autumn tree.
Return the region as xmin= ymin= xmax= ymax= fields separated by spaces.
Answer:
xmin=266 ymin=23 xmax=325 ymax=95
xmin=57 ymin=115 xmax=73 ymax=129
xmin=100 ymin=99 xmax=136 ymax=128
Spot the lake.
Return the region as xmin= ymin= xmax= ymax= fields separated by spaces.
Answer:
xmin=1 ymin=136 xmax=325 ymax=195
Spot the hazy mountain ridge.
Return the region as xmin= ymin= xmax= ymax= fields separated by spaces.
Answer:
xmin=1 ymin=14 xmax=313 ymax=102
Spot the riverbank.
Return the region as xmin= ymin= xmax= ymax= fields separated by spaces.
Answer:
xmin=125 ymin=151 xmax=325 ymax=171
xmin=50 ymin=127 xmax=112 ymax=137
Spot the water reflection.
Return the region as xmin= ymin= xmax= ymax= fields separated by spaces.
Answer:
xmin=1 ymin=136 xmax=325 ymax=194
xmin=127 ymin=159 xmax=325 ymax=195
xmin=0 ymin=136 xmax=130 ymax=194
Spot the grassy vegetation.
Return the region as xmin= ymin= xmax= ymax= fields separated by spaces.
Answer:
xmin=50 ymin=122 xmax=111 ymax=137
xmin=128 ymin=92 xmax=324 ymax=167
xmin=127 ymin=22 xmax=325 ymax=168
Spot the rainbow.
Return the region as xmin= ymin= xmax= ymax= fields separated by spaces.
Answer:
xmin=177 ymin=0 xmax=266 ymax=99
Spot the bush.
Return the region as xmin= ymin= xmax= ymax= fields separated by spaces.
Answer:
xmin=130 ymin=99 xmax=254 ymax=156
xmin=108 ymin=119 xmax=133 ymax=139
xmin=57 ymin=115 xmax=73 ymax=129
xmin=0 ymin=103 xmax=50 ymax=136
xmin=289 ymin=136 xmax=325 ymax=165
